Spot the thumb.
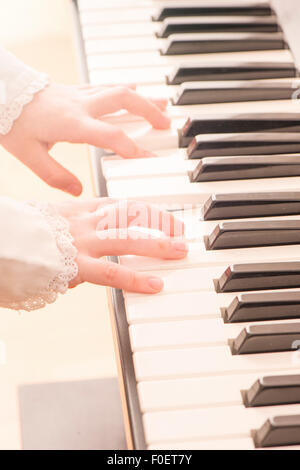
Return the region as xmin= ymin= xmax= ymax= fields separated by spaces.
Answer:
xmin=18 ymin=143 xmax=83 ymax=196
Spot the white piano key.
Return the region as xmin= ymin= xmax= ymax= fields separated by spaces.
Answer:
xmin=138 ymin=370 xmax=300 ymax=411
xmin=80 ymin=8 xmax=156 ymax=25
xmin=125 ymin=290 xmax=226 ymax=324
xmin=87 ymin=49 xmax=292 ymax=71
xmin=107 ymin=173 xmax=300 ymax=204
xmin=125 ymin=286 xmax=300 ymax=324
xmin=102 ymin=146 xmax=183 ymax=163
xmin=130 ymin=317 xmax=300 ymax=351
xmin=139 ymin=375 xmax=245 ymax=411
xmin=78 ymin=0 xmax=162 ymax=11
xmin=81 ymin=22 xmax=158 ymax=40
xmin=90 ymin=67 xmax=168 ymax=86
xmin=120 ymin=241 xmax=300 ymax=271
xmin=137 ymin=82 xmax=180 ymax=99
xmin=129 ymin=318 xmax=239 ymax=350
xmin=133 ymin=346 xmax=300 ymax=380
xmin=102 ymin=154 xmax=194 ymax=180
xmin=101 ymin=148 xmax=185 ymax=176
xmin=78 ymin=0 xmax=188 ymax=12
xmin=136 ymin=81 xmax=210 ymax=101
xmin=143 ymin=403 xmax=300 ymax=444
xmin=85 ymin=36 xmax=164 ymax=54
xmin=87 ymin=51 xmax=213 ymax=70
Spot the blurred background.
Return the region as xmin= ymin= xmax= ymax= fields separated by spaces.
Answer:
xmin=0 ymin=0 xmax=120 ymax=449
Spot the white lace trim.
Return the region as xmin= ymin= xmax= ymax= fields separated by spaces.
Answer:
xmin=0 ymin=73 xmax=50 ymax=135
xmin=9 ymin=203 xmax=78 ymax=312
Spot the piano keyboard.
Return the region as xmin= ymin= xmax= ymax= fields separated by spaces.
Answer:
xmin=73 ymin=0 xmax=300 ymax=449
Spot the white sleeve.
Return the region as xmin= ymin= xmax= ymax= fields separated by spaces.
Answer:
xmin=0 ymin=197 xmax=78 ymax=312
xmin=0 ymin=46 xmax=49 ymax=135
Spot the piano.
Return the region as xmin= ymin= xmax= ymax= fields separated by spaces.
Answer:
xmin=71 ymin=0 xmax=300 ymax=449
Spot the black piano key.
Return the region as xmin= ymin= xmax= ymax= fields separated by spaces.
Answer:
xmin=190 ymin=155 xmax=300 ymax=182
xmin=152 ymin=3 xmax=273 ymax=21
xmin=173 ymin=80 xmax=297 ymax=106
xmin=218 ymin=262 xmax=300 ymax=293
xmin=205 ymin=219 xmax=300 ymax=250
xmin=230 ymin=323 xmax=300 ymax=354
xmin=223 ymin=291 xmax=300 ymax=323
xmin=243 ymin=375 xmax=300 ymax=407
xmin=253 ymin=415 xmax=300 ymax=447
xmin=157 ymin=16 xmax=279 ymax=38
xmin=202 ymin=192 xmax=300 ymax=220
xmin=180 ymin=113 xmax=300 ymax=148
xmin=187 ymin=133 xmax=300 ymax=159
xmin=167 ymin=62 xmax=298 ymax=85
xmin=160 ymin=32 xmax=285 ymax=55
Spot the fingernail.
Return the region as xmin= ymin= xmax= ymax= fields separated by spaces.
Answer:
xmin=148 ymin=277 xmax=164 ymax=292
xmin=172 ymin=241 xmax=188 ymax=252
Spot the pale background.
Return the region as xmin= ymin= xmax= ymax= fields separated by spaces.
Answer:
xmin=0 ymin=0 xmax=118 ymax=449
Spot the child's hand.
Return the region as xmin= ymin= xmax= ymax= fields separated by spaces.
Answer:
xmin=0 ymin=83 xmax=170 ymax=196
xmin=56 ymin=198 xmax=187 ymax=294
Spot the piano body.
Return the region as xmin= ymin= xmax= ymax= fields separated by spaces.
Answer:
xmin=71 ymin=0 xmax=300 ymax=449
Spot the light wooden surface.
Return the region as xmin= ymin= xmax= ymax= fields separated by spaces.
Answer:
xmin=0 ymin=0 xmax=118 ymax=449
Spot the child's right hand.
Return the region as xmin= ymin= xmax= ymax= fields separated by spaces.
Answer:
xmin=55 ymin=198 xmax=188 ymax=294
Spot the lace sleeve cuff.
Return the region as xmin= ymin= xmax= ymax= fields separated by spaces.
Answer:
xmin=21 ymin=203 xmax=79 ymax=311
xmin=0 ymin=46 xmax=50 ymax=135
xmin=0 ymin=73 xmax=50 ymax=135
xmin=0 ymin=200 xmax=78 ymax=312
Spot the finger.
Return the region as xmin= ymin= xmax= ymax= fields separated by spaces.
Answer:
xmin=78 ymin=118 xmax=155 ymax=158
xmin=149 ymin=97 xmax=169 ymax=111
xmin=79 ymin=83 xmax=137 ymax=95
xmin=55 ymin=197 xmax=118 ymax=218
xmin=84 ymin=230 xmax=188 ymax=259
xmin=78 ymin=255 xmax=164 ymax=293
xmin=86 ymin=87 xmax=170 ymax=129
xmin=18 ymin=143 xmax=82 ymax=196
xmin=89 ymin=201 xmax=185 ymax=237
